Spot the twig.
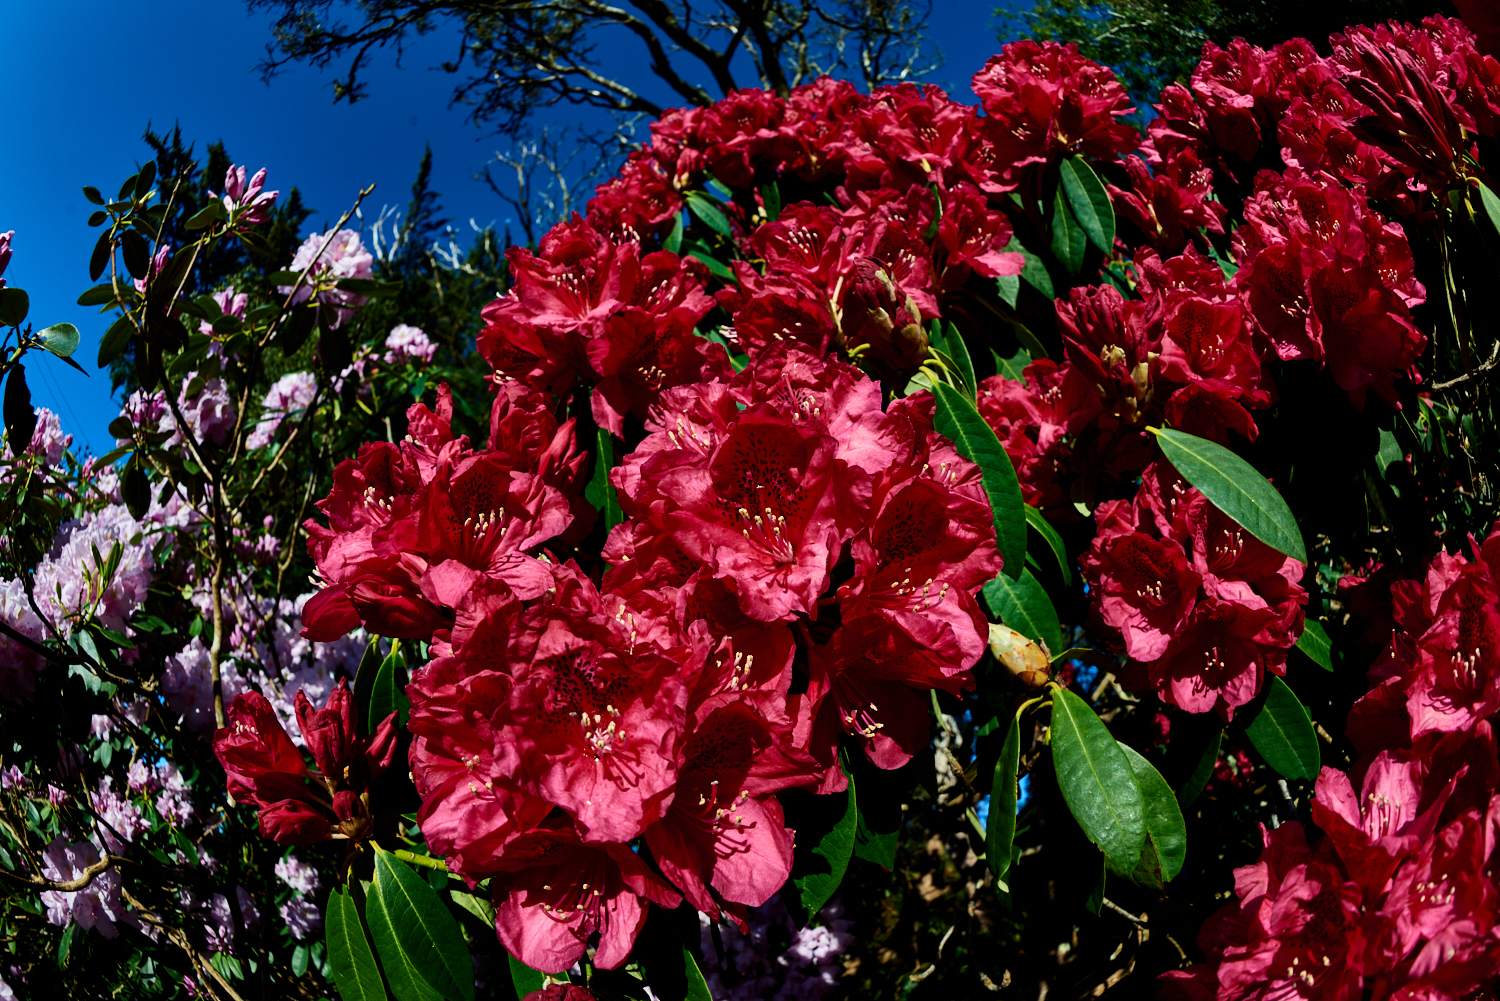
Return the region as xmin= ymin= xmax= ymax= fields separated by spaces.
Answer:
xmin=0 ymin=852 xmax=121 ymax=892
xmin=123 ymin=888 xmax=248 ymax=1001
xmin=1101 ymin=898 xmax=1147 ymax=926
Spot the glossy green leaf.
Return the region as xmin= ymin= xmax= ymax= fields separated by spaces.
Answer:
xmin=1049 ymin=189 xmax=1086 ymax=276
xmin=0 ymin=288 xmax=28 ymax=327
xmin=853 ymin=796 xmax=899 ymax=870
xmin=795 ymin=765 xmax=857 ymax=921
xmin=508 ymin=954 xmax=548 ymax=995
xmin=1480 ymin=180 xmax=1500 ymax=239
xmin=4 ymin=365 xmax=36 ymax=456
xmin=585 ymin=429 xmax=623 ymax=533
xmin=448 ymin=890 xmax=495 ymax=927
xmin=1050 ymin=688 xmax=1146 ymax=869
xmin=684 ymin=947 xmax=713 ymax=1001
xmin=996 ymin=273 xmax=1020 ymax=308
xmin=686 ymin=250 xmax=735 ymax=282
xmin=1024 ymin=505 xmax=1071 ymax=585
xmin=1153 ymin=427 xmax=1308 ymax=563
xmin=83 ymin=185 xmax=105 ymax=206
xmin=1177 ymin=728 xmax=1221 ymax=809
xmin=760 ymin=180 xmax=782 ymax=222
xmin=982 ymin=570 xmax=1064 ymax=657
xmin=686 ymin=192 xmax=732 ymax=236
xmin=1006 ymin=236 xmax=1054 ymax=300
xmin=89 ymin=230 xmax=112 ymax=282
xmin=368 ymin=646 xmax=411 ymax=731
xmin=37 ymin=323 xmax=81 ymax=360
xmin=351 ymin=641 xmax=383 ymax=736
xmin=98 ymin=317 xmax=134 ymax=368
xmin=932 ymin=382 xmax=1027 ymax=580
xmin=992 ymin=345 xmax=1030 ymax=383
xmin=76 ymin=284 xmax=122 ymax=308
xmin=940 ymin=321 xmax=977 ymax=398
xmin=663 ymin=213 xmax=684 ymax=254
xmin=1116 ymin=745 xmax=1186 ymax=887
xmin=325 ymin=888 xmax=386 ymax=1001
xmin=1059 ymin=156 xmax=1115 ymax=253
xmin=987 ymin=709 xmax=1022 ymax=882
xmin=1297 ymin=620 xmax=1334 ymax=672
xmin=1244 ymin=675 xmax=1320 ymax=781
xmin=366 ymin=847 xmax=475 ymax=1001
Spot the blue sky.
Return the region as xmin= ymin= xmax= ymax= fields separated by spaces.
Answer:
xmin=5 ymin=1 xmax=1023 ymax=453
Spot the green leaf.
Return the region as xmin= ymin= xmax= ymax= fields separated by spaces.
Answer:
xmin=996 ymin=273 xmax=1020 ymax=309
xmin=352 ymin=639 xmax=384 ymax=736
xmin=1024 ymin=505 xmax=1071 ymax=585
xmin=663 ymin=213 xmax=684 ymax=254
xmin=268 ymin=270 xmax=305 ymax=286
xmin=1177 ymin=727 xmax=1221 ymax=809
xmin=448 ymin=890 xmax=496 ymax=927
xmin=0 ymin=288 xmax=28 ymax=327
xmin=795 ymin=764 xmax=858 ymax=921
xmin=89 ymin=230 xmax=112 ymax=282
xmin=1244 ymin=675 xmax=1320 ymax=781
xmin=121 ymin=230 xmax=150 ymax=281
xmin=98 ymin=316 xmax=134 ymax=368
xmin=1007 ymin=237 xmax=1054 ymax=300
xmin=761 ymin=180 xmax=782 ymax=222
xmin=135 ymin=160 xmax=157 ymax=200
xmin=325 ymin=888 xmax=386 ymax=1001
xmin=369 ymin=646 xmax=411 ymax=731
xmin=683 ymin=947 xmax=713 ymax=1001
xmin=987 ymin=709 xmax=1022 ymax=882
xmin=367 ymin=848 xmax=475 ymax=1001
xmin=83 ymin=186 xmax=105 ymax=206
xmin=686 ymin=250 xmax=736 ymax=282
xmin=1297 ymin=620 xmax=1334 ymax=672
xmin=1115 ymin=745 xmax=1186 ymax=887
xmin=1152 ymin=427 xmax=1308 ymax=564
xmin=585 ymin=429 xmax=623 ymax=533
xmin=1049 ymin=687 xmax=1146 ymax=870
xmin=37 ymin=323 xmax=81 ymax=360
xmin=940 ymin=321 xmax=977 ymax=398
xmin=992 ymin=345 xmax=1030 ymax=383
xmin=853 ymin=797 xmax=900 ymax=870
xmin=1084 ymin=854 xmax=1106 ymax=916
xmin=4 ymin=365 xmax=36 ymax=455
xmin=1479 ymin=180 xmax=1500 ymax=239
xmin=1049 ymin=189 xmax=1086 ymax=276
xmin=685 ymin=192 xmax=732 ymax=237
xmin=185 ymin=203 xmax=225 ymax=231
xmin=931 ymin=382 xmax=1027 ymax=580
xmin=292 ymin=943 xmax=310 ymax=977
xmin=77 ymin=284 xmax=122 ymax=307
xmin=509 ymin=953 xmax=548 ymax=994
xmin=982 ymin=570 xmax=1064 ymax=657
xmin=1059 ymin=157 xmax=1115 ymax=254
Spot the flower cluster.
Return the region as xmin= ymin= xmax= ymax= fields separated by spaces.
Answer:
xmin=1163 ymin=524 xmax=1500 ymax=1000
xmin=278 ymin=228 xmax=374 ymax=328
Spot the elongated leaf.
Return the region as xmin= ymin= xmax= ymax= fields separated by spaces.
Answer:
xmin=326 ymin=888 xmax=386 ymax=1001
xmin=686 ymin=192 xmax=732 ymax=236
xmin=987 ymin=709 xmax=1022 ymax=882
xmin=941 ymin=321 xmax=977 ymax=398
xmin=663 ymin=213 xmax=684 ymax=254
xmin=350 ymin=639 xmax=383 ymax=736
xmin=336 ymin=277 xmax=403 ymax=298
xmin=1050 ymin=688 xmax=1146 ymax=869
xmin=1244 ymin=675 xmax=1320 ymax=781
xmin=1177 ymin=728 xmax=1221 ymax=809
xmin=795 ymin=766 xmax=858 ymax=921
xmin=1059 ymin=157 xmax=1115 ymax=253
xmin=932 ymin=382 xmax=1026 ymax=580
xmin=686 ymin=250 xmax=735 ymax=282
xmin=4 ymin=365 xmax=36 ymax=455
xmin=98 ymin=316 xmax=134 ymax=368
xmin=996 ymin=273 xmax=1020 ymax=308
xmin=1024 ymin=505 xmax=1071 ymax=585
xmin=760 ymin=180 xmax=782 ymax=222
xmin=369 ymin=646 xmax=411 ymax=730
xmin=1480 ymin=180 xmax=1500 ymax=239
xmin=1117 ymin=745 xmax=1186 ymax=887
xmin=0 ymin=288 xmax=28 ymax=327
xmin=77 ymin=284 xmax=122 ymax=307
xmin=1153 ymin=427 xmax=1308 ymax=563
xmin=367 ymin=848 xmax=475 ymax=1001
xmin=1050 ymin=189 xmax=1086 ymax=276
xmin=37 ymin=323 xmax=81 ymax=360
xmin=992 ymin=345 xmax=1029 ymax=383
xmin=853 ymin=795 xmax=899 ymax=870
xmin=1297 ymin=620 xmax=1334 ymax=672
xmin=982 ymin=570 xmax=1064 ymax=658
xmin=448 ymin=890 xmax=495 ymax=927
xmin=1005 ymin=236 xmax=1054 ymax=300
xmin=684 ymin=948 xmax=713 ymax=1001
xmin=508 ymin=954 xmax=547 ymax=996
xmin=89 ymin=230 xmax=112 ymax=282
xmin=585 ymin=429 xmax=623 ymax=533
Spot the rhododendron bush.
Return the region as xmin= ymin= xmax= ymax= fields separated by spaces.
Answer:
xmin=6 ymin=9 xmax=1500 ymax=1001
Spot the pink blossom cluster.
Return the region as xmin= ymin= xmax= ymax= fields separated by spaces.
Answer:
xmin=278 ymin=228 xmax=374 ymax=328
xmin=1163 ymin=524 xmax=1500 ymax=1000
